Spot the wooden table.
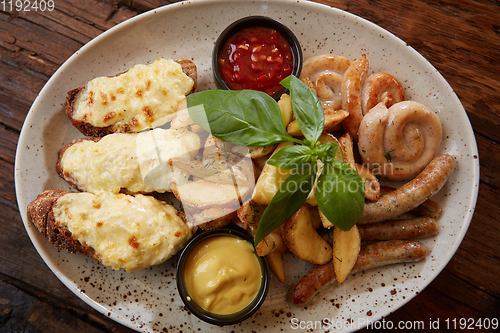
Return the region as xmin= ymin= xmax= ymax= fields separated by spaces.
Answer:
xmin=1 ymin=0 xmax=498 ymax=332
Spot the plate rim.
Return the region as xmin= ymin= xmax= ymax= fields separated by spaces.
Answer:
xmin=14 ymin=0 xmax=480 ymax=331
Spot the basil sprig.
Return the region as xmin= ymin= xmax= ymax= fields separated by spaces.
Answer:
xmin=187 ymin=89 xmax=301 ymax=146
xmin=187 ymin=75 xmax=365 ymax=245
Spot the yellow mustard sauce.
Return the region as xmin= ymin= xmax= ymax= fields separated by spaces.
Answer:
xmin=183 ymin=235 xmax=262 ymax=315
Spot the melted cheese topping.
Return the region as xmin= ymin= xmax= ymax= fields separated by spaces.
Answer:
xmin=60 ymin=128 xmax=200 ymax=194
xmin=52 ymin=192 xmax=193 ymax=272
xmin=72 ymin=58 xmax=194 ymax=130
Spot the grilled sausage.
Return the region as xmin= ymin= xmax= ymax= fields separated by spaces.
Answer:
xmin=357 ymin=217 xmax=439 ymax=241
xmin=359 ymin=154 xmax=455 ymax=223
xmin=289 ymin=240 xmax=428 ymax=305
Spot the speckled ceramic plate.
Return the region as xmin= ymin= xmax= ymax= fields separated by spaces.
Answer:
xmin=15 ymin=0 xmax=479 ymax=332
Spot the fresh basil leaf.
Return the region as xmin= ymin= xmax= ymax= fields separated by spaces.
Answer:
xmin=316 ymin=160 xmax=365 ymax=231
xmin=187 ymin=90 xmax=298 ymax=146
xmin=280 ymin=75 xmax=324 ymax=146
xmin=266 ymin=145 xmax=314 ymax=170
xmin=315 ymin=142 xmax=339 ymax=164
xmin=254 ymin=165 xmax=316 ymax=245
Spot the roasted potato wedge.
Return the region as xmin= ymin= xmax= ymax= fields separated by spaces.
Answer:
xmin=173 ymin=180 xmax=250 ymax=210
xmin=287 ymin=109 xmax=349 ymax=137
xmin=323 ymin=108 xmax=350 ymax=132
xmin=236 ymin=201 xmax=265 ymax=233
xmin=196 ymin=210 xmax=236 ymax=230
xmin=281 ymin=205 xmax=332 ymax=264
xmin=232 ymin=144 xmax=276 ymax=159
xmin=318 ymin=209 xmax=334 ymax=229
xmin=278 ymin=93 xmax=294 ymax=127
xmin=256 ymin=228 xmax=287 ymax=257
xmin=333 ymin=225 xmax=361 ymax=283
xmin=338 ymin=132 xmax=355 ymax=168
xmin=355 ymin=163 xmax=380 ymax=201
xmin=251 ymin=142 xmax=293 ymax=205
xmin=266 ymin=251 xmax=285 ymax=284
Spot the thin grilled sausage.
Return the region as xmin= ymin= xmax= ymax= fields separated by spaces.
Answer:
xmin=358 ymin=154 xmax=455 ymax=223
xmin=289 ymin=240 xmax=428 ymax=306
xmin=357 ymin=217 xmax=439 ymax=241
xmin=341 ymin=55 xmax=369 ymax=141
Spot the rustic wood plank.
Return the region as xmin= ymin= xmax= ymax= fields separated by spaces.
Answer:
xmin=0 ymin=278 xmax=130 ymax=332
xmin=476 ymin=133 xmax=500 ymax=189
xmin=0 ymin=1 xmax=498 ymax=332
xmin=445 ymin=182 xmax=500 ymax=296
xmin=0 ymin=13 xmax=81 ymax=65
xmin=0 ymin=90 xmax=30 ymax=131
xmin=0 ymin=51 xmax=49 ymax=102
xmin=0 ymin=161 xmax=16 ymax=204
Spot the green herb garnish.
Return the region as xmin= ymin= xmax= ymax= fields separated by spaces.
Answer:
xmin=384 ymin=149 xmax=396 ymax=163
xmin=187 ymin=75 xmax=365 ymax=245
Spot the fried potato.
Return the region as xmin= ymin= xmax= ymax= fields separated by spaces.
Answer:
xmin=251 ymin=142 xmax=293 ymax=205
xmin=197 ymin=210 xmax=236 ymax=230
xmin=281 ymin=205 xmax=332 ymax=264
xmin=286 ymin=109 xmax=349 ymax=137
xmin=355 ymin=162 xmax=381 ymax=201
xmin=266 ymin=251 xmax=285 ymax=284
xmin=323 ymin=108 xmax=350 ymax=132
xmin=318 ymin=209 xmax=334 ymax=228
xmin=237 ymin=201 xmax=264 ymax=233
xmin=232 ymin=144 xmax=277 ymax=159
xmin=278 ymin=93 xmax=294 ymax=127
xmin=338 ymin=132 xmax=355 ymax=168
xmin=255 ymin=228 xmax=287 ymax=257
xmin=333 ymin=225 xmax=361 ymax=283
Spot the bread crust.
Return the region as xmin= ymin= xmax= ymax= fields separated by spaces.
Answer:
xmin=56 ymin=138 xmax=100 ymax=192
xmin=65 ymin=59 xmax=197 ymax=137
xmin=27 ymin=190 xmax=98 ymax=258
xmin=27 ymin=190 xmax=191 ymax=269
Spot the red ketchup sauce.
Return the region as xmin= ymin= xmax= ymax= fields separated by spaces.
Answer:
xmin=219 ymin=26 xmax=294 ymax=97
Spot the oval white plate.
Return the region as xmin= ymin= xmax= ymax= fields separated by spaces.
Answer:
xmin=15 ymin=0 xmax=479 ymax=332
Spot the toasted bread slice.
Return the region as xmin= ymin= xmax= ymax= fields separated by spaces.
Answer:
xmin=56 ymin=127 xmax=201 ymax=195
xmin=27 ymin=190 xmax=193 ymax=272
xmin=27 ymin=189 xmax=96 ymax=256
xmin=65 ymin=59 xmax=197 ymax=137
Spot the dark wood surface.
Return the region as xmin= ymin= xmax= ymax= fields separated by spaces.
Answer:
xmin=1 ymin=0 xmax=498 ymax=332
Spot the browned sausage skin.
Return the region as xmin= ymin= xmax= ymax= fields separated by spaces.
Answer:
xmin=289 ymin=240 xmax=428 ymax=306
xmin=359 ymin=154 xmax=455 ymax=223
xmin=357 ymin=217 xmax=439 ymax=241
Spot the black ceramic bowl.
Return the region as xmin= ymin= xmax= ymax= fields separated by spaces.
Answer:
xmin=176 ymin=228 xmax=269 ymax=326
xmin=212 ymin=16 xmax=303 ymax=100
